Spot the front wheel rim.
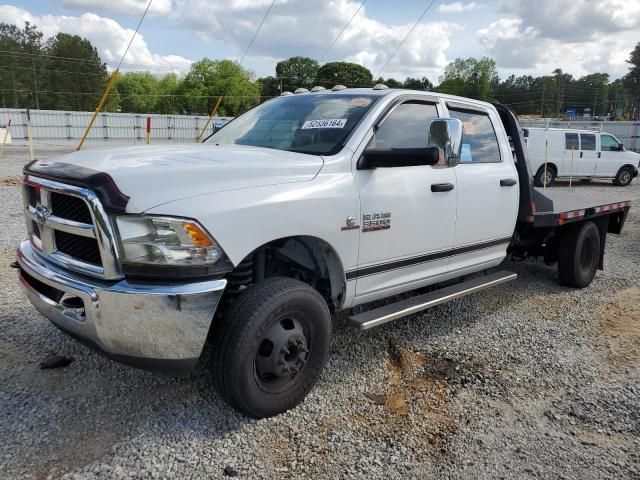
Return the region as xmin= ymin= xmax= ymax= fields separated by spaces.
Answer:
xmin=254 ymin=315 xmax=311 ymax=394
xmin=620 ymin=171 xmax=631 ymax=184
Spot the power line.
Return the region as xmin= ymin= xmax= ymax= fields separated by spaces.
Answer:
xmin=117 ymin=0 xmax=153 ymax=70
xmin=319 ymin=0 xmax=367 ymax=63
xmin=239 ymin=0 xmax=277 ymax=66
xmin=374 ymin=0 xmax=439 ymax=79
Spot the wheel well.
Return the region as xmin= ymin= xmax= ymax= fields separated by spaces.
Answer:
xmin=618 ymin=164 xmax=636 ymax=173
xmin=536 ymin=163 xmax=557 ymax=175
xmin=224 ymin=236 xmax=346 ymax=311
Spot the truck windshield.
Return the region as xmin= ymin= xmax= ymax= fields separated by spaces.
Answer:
xmin=206 ymin=94 xmax=379 ymax=155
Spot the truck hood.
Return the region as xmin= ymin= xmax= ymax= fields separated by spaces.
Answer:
xmin=28 ymin=144 xmax=324 ymax=212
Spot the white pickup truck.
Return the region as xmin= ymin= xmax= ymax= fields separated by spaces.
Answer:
xmin=15 ymin=87 xmax=631 ymax=418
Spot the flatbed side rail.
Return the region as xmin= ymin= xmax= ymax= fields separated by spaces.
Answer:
xmin=527 ymin=200 xmax=631 ymax=228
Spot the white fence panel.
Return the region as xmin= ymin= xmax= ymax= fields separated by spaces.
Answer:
xmin=0 ymin=108 xmax=233 ymax=143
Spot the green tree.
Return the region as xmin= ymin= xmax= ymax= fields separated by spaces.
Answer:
xmin=179 ymin=59 xmax=260 ymax=116
xmin=608 ymin=79 xmax=630 ymax=119
xmin=275 ymin=56 xmax=319 ymax=92
xmin=256 ymin=76 xmax=281 ymax=99
xmin=438 ymin=57 xmax=498 ymax=101
xmin=374 ymin=77 xmax=402 ymax=88
xmin=403 ymin=76 xmax=433 ymax=91
xmin=42 ymin=33 xmax=108 ymax=111
xmin=573 ymin=73 xmax=608 ymax=117
xmin=316 ymin=62 xmax=373 ymax=88
xmin=0 ymin=22 xmax=44 ymax=108
xmin=623 ymin=42 xmax=640 ymax=119
xmin=154 ymin=73 xmax=181 ymax=114
xmin=115 ymin=72 xmax=159 ymax=113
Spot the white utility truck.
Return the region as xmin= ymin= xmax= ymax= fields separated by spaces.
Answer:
xmin=15 ymin=87 xmax=631 ymax=418
xmin=524 ymin=127 xmax=640 ymax=187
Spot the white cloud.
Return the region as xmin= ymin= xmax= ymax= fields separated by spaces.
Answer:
xmin=479 ymin=0 xmax=639 ymax=78
xmin=60 ymin=0 xmax=173 ymax=17
xmin=0 ymin=5 xmax=191 ymax=73
xmin=497 ymin=0 xmax=640 ymax=41
xmin=169 ymin=0 xmax=460 ymax=82
xmin=437 ymin=2 xmax=483 ymax=13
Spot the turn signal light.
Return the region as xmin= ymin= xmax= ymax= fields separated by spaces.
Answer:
xmin=184 ymin=222 xmax=214 ymax=247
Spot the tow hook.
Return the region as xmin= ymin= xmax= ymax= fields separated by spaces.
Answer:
xmin=9 ymin=261 xmax=19 ymax=269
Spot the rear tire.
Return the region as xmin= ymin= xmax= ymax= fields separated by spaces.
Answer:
xmin=212 ymin=277 xmax=331 ymax=418
xmin=557 ymin=221 xmax=601 ymax=288
xmin=613 ymin=167 xmax=633 ymax=187
xmin=534 ymin=165 xmax=556 ymax=187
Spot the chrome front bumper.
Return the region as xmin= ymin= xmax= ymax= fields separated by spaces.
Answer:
xmin=16 ymin=241 xmax=226 ymax=374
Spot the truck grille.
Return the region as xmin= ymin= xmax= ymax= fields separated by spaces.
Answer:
xmin=22 ymin=176 xmax=123 ymax=279
xmin=51 ymin=192 xmax=93 ymax=224
xmin=54 ymin=230 xmax=102 ymax=265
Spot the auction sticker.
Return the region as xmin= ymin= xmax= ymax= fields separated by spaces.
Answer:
xmin=301 ymin=118 xmax=347 ymax=129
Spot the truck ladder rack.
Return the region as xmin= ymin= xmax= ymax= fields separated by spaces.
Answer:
xmin=349 ymin=271 xmax=517 ymax=330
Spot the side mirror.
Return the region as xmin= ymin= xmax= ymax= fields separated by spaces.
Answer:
xmin=428 ymin=118 xmax=463 ymax=166
xmin=618 ymin=143 xmax=624 ymax=151
xmin=358 ymin=147 xmax=440 ymax=169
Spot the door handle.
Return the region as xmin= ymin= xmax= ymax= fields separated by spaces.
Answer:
xmin=431 ymin=183 xmax=454 ymax=192
xmin=500 ymin=178 xmax=517 ymax=187
xmin=580 ymin=151 xmax=583 ymax=158
xmin=597 ymin=152 xmax=601 ymax=158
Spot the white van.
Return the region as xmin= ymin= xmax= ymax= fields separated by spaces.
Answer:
xmin=524 ymin=127 xmax=640 ymax=187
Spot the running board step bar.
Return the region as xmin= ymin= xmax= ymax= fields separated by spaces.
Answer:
xmin=349 ymin=271 xmax=517 ymax=330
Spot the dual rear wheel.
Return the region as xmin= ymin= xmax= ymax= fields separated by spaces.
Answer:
xmin=557 ymin=221 xmax=601 ymax=288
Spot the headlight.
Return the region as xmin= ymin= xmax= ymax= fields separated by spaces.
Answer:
xmin=115 ymin=215 xmax=232 ymax=279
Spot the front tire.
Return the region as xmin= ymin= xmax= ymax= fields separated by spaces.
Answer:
xmin=557 ymin=221 xmax=601 ymax=288
xmin=212 ymin=277 xmax=331 ymax=418
xmin=534 ymin=165 xmax=556 ymax=187
xmin=613 ymin=167 xmax=633 ymax=187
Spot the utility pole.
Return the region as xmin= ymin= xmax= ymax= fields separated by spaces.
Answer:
xmin=593 ymin=89 xmax=597 ymax=117
xmin=10 ymin=70 xmax=19 ymax=108
xmin=540 ymin=82 xmax=546 ymax=118
xmin=31 ymin=57 xmax=40 ymax=110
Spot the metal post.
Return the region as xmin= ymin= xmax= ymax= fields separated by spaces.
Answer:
xmin=543 ymin=140 xmax=548 ymax=189
xmin=76 ymin=68 xmax=120 ymax=151
xmin=0 ymin=118 xmax=11 ymax=161
xmin=31 ymin=58 xmax=40 ymax=110
xmin=569 ymin=147 xmax=574 ymax=188
xmin=26 ymin=109 xmax=34 ymax=161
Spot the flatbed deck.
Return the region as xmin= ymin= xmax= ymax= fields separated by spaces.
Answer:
xmin=528 ymin=187 xmax=630 ymax=227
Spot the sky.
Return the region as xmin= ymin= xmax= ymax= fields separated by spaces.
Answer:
xmin=1 ymin=0 xmax=639 ymax=83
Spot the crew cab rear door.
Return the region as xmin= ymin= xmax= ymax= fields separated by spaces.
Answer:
xmin=445 ymin=102 xmax=518 ymax=273
xmin=351 ymin=97 xmax=457 ymax=301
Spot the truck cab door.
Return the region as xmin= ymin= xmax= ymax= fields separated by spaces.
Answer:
xmin=351 ymin=99 xmax=457 ymax=301
xmin=445 ymin=104 xmax=518 ymax=273
xmin=577 ymin=133 xmax=598 ymax=176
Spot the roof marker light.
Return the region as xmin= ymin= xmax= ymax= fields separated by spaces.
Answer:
xmin=294 ymin=88 xmax=309 ymax=94
xmin=280 ymin=91 xmax=293 ymax=96
xmin=310 ymin=86 xmax=326 ymax=92
xmin=332 ymin=85 xmax=347 ymax=91
xmin=373 ymin=83 xmax=389 ymax=90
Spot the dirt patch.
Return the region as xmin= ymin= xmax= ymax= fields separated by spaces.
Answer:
xmin=597 ymin=287 xmax=640 ymax=369
xmin=0 ymin=177 xmax=21 ymax=186
xmin=345 ymin=339 xmax=493 ymax=454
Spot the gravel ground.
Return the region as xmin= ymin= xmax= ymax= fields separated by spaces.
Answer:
xmin=1 ymin=144 xmax=639 ymax=479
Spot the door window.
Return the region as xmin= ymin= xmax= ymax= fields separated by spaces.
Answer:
xmin=448 ymin=109 xmax=501 ymax=163
xmin=601 ymin=134 xmax=621 ymax=151
xmin=580 ymin=133 xmax=596 ymax=151
xmin=565 ymin=133 xmax=579 ymax=150
xmin=370 ymin=101 xmax=438 ymax=151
